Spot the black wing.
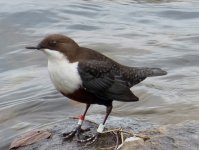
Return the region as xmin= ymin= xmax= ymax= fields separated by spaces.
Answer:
xmin=78 ymin=60 xmax=139 ymax=102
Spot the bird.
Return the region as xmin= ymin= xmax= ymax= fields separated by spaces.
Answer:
xmin=26 ymin=34 xmax=167 ymax=143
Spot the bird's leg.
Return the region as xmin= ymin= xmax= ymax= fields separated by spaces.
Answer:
xmin=63 ymin=104 xmax=90 ymax=141
xmin=78 ymin=104 xmax=113 ymax=144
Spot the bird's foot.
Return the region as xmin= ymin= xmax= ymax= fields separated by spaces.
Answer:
xmin=77 ymin=123 xmax=105 ymax=144
xmin=62 ymin=125 xmax=90 ymax=141
xmin=77 ymin=132 xmax=99 ymax=145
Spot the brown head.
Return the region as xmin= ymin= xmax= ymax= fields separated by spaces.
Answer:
xmin=26 ymin=34 xmax=79 ymax=60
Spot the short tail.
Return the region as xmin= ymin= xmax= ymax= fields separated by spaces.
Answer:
xmin=134 ymin=67 xmax=167 ymax=78
xmin=148 ymin=68 xmax=167 ymax=77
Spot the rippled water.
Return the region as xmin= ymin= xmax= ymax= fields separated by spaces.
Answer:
xmin=1 ymin=0 xmax=199 ymax=149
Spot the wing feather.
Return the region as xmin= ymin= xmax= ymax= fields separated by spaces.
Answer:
xmin=78 ymin=61 xmax=139 ymax=102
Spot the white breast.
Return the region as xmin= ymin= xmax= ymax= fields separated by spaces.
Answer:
xmin=44 ymin=49 xmax=82 ymax=94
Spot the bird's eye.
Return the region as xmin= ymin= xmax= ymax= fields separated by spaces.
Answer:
xmin=50 ymin=40 xmax=57 ymax=47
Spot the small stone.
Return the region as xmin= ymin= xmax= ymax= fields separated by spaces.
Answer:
xmin=117 ymin=137 xmax=146 ymax=150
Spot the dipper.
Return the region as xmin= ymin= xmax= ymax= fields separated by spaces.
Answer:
xmin=26 ymin=34 xmax=167 ymax=143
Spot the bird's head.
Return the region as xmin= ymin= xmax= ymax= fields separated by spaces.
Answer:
xmin=26 ymin=34 xmax=79 ymax=59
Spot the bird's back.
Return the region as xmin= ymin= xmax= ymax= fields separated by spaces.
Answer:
xmin=76 ymin=47 xmax=166 ymax=102
xmin=77 ymin=47 xmax=167 ymax=87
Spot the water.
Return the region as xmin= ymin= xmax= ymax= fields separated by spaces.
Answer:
xmin=0 ymin=0 xmax=199 ymax=149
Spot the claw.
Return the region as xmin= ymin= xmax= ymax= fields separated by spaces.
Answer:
xmin=62 ymin=125 xmax=90 ymax=141
xmin=62 ymin=130 xmax=77 ymax=141
xmin=77 ymin=133 xmax=99 ymax=145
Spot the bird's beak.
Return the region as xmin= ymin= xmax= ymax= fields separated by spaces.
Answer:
xmin=26 ymin=45 xmax=41 ymax=50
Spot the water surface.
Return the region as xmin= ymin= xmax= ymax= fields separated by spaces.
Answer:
xmin=1 ymin=0 xmax=199 ymax=149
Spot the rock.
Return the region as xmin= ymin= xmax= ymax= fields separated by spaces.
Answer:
xmin=10 ymin=115 xmax=157 ymax=150
xmin=10 ymin=115 xmax=199 ymax=150
xmin=118 ymin=121 xmax=199 ymax=150
xmin=117 ymin=137 xmax=146 ymax=150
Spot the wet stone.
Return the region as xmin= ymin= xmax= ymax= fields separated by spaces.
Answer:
xmin=11 ymin=116 xmax=199 ymax=150
xmin=10 ymin=115 xmax=157 ymax=150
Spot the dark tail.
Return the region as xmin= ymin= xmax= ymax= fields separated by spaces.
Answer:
xmin=121 ymin=66 xmax=167 ymax=86
xmin=137 ymin=67 xmax=167 ymax=77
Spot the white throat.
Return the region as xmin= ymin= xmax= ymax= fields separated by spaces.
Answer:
xmin=43 ymin=49 xmax=82 ymax=94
